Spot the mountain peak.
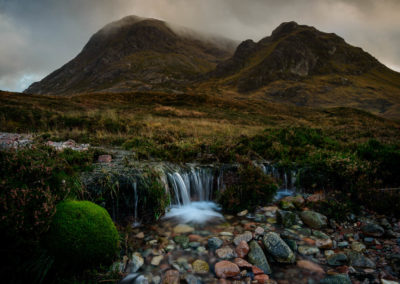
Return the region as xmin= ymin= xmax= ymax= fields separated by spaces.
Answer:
xmin=271 ymin=21 xmax=299 ymax=38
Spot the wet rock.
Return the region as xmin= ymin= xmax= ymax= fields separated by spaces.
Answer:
xmin=255 ymin=227 xmax=265 ymax=236
xmin=184 ymin=274 xmax=200 ymax=284
xmin=351 ymin=241 xmax=366 ymax=252
xmin=300 ymin=210 xmax=327 ymax=229
xmin=277 ymin=210 xmax=297 ymax=228
xmin=248 ymin=240 xmax=271 ymax=274
xmin=135 ymin=232 xmax=145 ymax=239
xmin=162 ymin=269 xmax=180 ymax=284
xmin=263 ymin=232 xmax=295 ymax=263
xmin=254 ymin=274 xmax=269 ymax=283
xmin=312 ymin=230 xmax=330 ymax=240
xmin=347 ymin=251 xmax=376 ymax=268
xmin=316 ymin=238 xmax=333 ymax=249
xmin=219 ymin=232 xmax=234 ymax=237
xmin=233 ymin=231 xmax=253 ymax=246
xmin=216 ymin=246 xmax=236 ymax=259
xmin=151 ymin=255 xmax=164 ymax=266
xmin=152 ymin=276 xmax=161 ymax=284
xmin=361 ymin=223 xmax=385 ymax=237
xmin=236 ymin=240 xmax=250 ymax=258
xmin=174 ymin=235 xmax=189 ymax=248
xmin=327 ymin=253 xmax=348 ymax=266
xmin=214 ymin=261 xmax=240 ymax=278
xmin=279 ymin=200 xmax=296 ymax=211
xmin=127 ymin=253 xmax=144 ymax=273
xmin=381 ymin=279 xmax=400 ymax=284
xmin=364 ymin=237 xmax=375 ymax=245
xmin=234 ymin=258 xmax=252 ymax=268
xmin=281 ymin=195 xmax=305 ymax=209
xmin=208 ymin=237 xmax=223 ymax=249
xmin=319 ymin=274 xmax=351 ymax=284
xmin=296 ymin=260 xmax=325 ymax=274
xmin=337 ymin=241 xmax=349 ymax=248
xmin=189 ymin=242 xmax=200 ymax=249
xmin=173 ymin=224 xmax=195 ymax=234
xmin=237 ymin=210 xmax=248 ymax=217
xmin=192 ymin=260 xmax=209 ymax=274
xmin=298 ymin=245 xmax=319 ymax=255
xmin=283 ymin=238 xmax=297 ymax=252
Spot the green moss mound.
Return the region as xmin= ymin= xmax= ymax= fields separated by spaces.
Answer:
xmin=46 ymin=200 xmax=119 ymax=269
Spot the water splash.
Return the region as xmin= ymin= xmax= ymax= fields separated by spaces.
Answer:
xmin=163 ymin=201 xmax=223 ymax=223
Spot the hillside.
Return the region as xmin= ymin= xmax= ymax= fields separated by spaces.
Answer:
xmin=209 ymin=21 xmax=400 ymax=120
xmin=24 ymin=16 xmax=237 ymax=95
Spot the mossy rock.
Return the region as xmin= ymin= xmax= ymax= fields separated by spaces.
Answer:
xmin=46 ymin=200 xmax=119 ymax=269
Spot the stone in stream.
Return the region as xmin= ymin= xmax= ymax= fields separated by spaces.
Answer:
xmin=254 ymin=274 xmax=269 ymax=283
xmin=327 ymin=253 xmax=348 ymax=266
xmin=277 ymin=210 xmax=297 ymax=228
xmin=216 ymin=246 xmax=236 ymax=259
xmin=162 ymin=269 xmax=180 ymax=284
xmin=237 ymin=210 xmax=248 ymax=217
xmin=208 ymin=237 xmax=223 ymax=249
xmin=151 ymin=255 xmax=164 ymax=266
xmin=214 ymin=261 xmax=240 ymax=278
xmin=236 ymin=240 xmax=250 ymax=258
xmin=316 ymin=238 xmax=333 ymax=249
xmin=248 ymin=240 xmax=272 ymax=274
xmin=300 ymin=210 xmax=328 ymax=229
xmin=173 ymin=224 xmax=195 ymax=234
xmin=351 ymin=241 xmax=366 ymax=252
xmin=234 ymin=258 xmax=253 ymax=268
xmin=361 ymin=223 xmax=385 ymax=237
xmin=173 ymin=235 xmax=189 ymax=248
xmin=126 ymin=253 xmax=144 ymax=273
xmin=296 ymin=260 xmax=325 ymax=274
xmin=298 ymin=245 xmax=319 ymax=256
xmin=347 ymin=251 xmax=376 ymax=268
xmin=263 ymin=232 xmax=295 ymax=263
xmin=319 ymin=274 xmax=351 ymax=284
xmin=233 ymin=231 xmax=253 ymax=246
xmin=192 ymin=259 xmax=209 ymax=274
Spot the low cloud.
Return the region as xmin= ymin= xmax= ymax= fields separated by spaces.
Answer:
xmin=1 ymin=0 xmax=399 ymax=91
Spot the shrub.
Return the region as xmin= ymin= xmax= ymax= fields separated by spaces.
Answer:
xmin=45 ymin=200 xmax=119 ymax=270
xmin=218 ymin=159 xmax=277 ymax=213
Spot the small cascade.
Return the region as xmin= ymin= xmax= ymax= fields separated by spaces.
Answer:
xmin=132 ymin=181 xmax=140 ymax=227
xmin=163 ymin=166 xmax=224 ymax=224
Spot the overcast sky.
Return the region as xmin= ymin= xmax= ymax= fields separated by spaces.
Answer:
xmin=1 ymin=0 xmax=399 ymax=92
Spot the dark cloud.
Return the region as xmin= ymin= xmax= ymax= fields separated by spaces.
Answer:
xmin=0 ymin=0 xmax=399 ymax=91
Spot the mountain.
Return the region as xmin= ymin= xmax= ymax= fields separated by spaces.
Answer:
xmin=24 ymin=16 xmax=237 ymax=95
xmin=210 ymin=21 xmax=400 ymax=120
xmin=24 ymin=18 xmax=400 ymax=120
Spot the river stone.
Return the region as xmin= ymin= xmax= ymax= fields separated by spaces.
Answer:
xmin=277 ymin=210 xmax=297 ymax=228
xmin=347 ymin=251 xmax=376 ymax=268
xmin=248 ymin=240 xmax=271 ymax=274
xmin=351 ymin=241 xmax=366 ymax=252
xmin=184 ymin=274 xmax=200 ymax=284
xmin=127 ymin=253 xmax=144 ymax=273
xmin=279 ymin=200 xmax=296 ymax=211
xmin=233 ymin=231 xmax=253 ymax=246
xmin=189 ymin=242 xmax=200 ymax=249
xmin=298 ymin=246 xmax=319 ymax=255
xmin=234 ymin=258 xmax=253 ymax=268
xmin=174 ymin=235 xmax=189 ymax=248
xmin=214 ymin=261 xmax=240 ymax=278
xmin=296 ymin=260 xmax=325 ymax=274
xmin=151 ymin=255 xmax=164 ymax=266
xmin=162 ymin=269 xmax=180 ymax=284
xmin=327 ymin=253 xmax=348 ymax=266
xmin=312 ymin=230 xmax=330 ymax=240
xmin=300 ymin=210 xmax=328 ymax=229
xmin=208 ymin=237 xmax=223 ymax=249
xmin=319 ymin=274 xmax=351 ymax=284
xmin=173 ymin=224 xmax=195 ymax=234
xmin=316 ymin=238 xmax=333 ymax=249
xmin=263 ymin=232 xmax=295 ymax=263
xmin=192 ymin=260 xmax=209 ymax=274
xmin=216 ymin=246 xmax=236 ymax=259
xmin=361 ymin=223 xmax=385 ymax=237
xmin=236 ymin=240 xmax=250 ymax=258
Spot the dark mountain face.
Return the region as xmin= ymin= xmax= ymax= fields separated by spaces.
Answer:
xmin=24 ymin=16 xmax=237 ymax=95
xmin=213 ymin=21 xmax=383 ymax=92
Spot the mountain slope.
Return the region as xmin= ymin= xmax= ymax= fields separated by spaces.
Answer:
xmin=210 ymin=21 xmax=400 ymax=119
xmin=25 ymin=16 xmax=237 ymax=95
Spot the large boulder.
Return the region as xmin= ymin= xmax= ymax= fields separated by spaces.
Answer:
xmin=300 ymin=210 xmax=327 ymax=229
xmin=277 ymin=210 xmax=298 ymax=227
xmin=263 ymin=232 xmax=295 ymax=263
xmin=248 ymin=241 xmax=271 ymax=274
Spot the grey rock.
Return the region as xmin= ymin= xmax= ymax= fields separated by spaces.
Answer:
xmin=300 ymin=211 xmax=328 ymax=229
xmin=233 ymin=231 xmax=253 ymax=246
xmin=298 ymin=246 xmax=319 ymax=255
xmin=361 ymin=223 xmax=385 ymax=237
xmin=319 ymin=274 xmax=351 ymax=284
xmin=327 ymin=253 xmax=348 ymax=266
xmin=248 ymin=240 xmax=271 ymax=274
xmin=347 ymin=251 xmax=376 ymax=268
xmin=312 ymin=230 xmax=330 ymax=240
xmin=127 ymin=253 xmax=144 ymax=273
xmin=215 ymin=246 xmax=236 ymax=259
xmin=263 ymin=232 xmax=295 ymax=263
xmin=208 ymin=237 xmax=223 ymax=249
xmin=277 ymin=210 xmax=298 ymax=228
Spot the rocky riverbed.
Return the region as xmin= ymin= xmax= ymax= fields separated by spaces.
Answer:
xmin=112 ymin=194 xmax=400 ymax=284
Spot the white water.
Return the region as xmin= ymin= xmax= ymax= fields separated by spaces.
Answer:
xmin=132 ymin=181 xmax=141 ymax=227
xmin=163 ymin=167 xmax=224 ymax=224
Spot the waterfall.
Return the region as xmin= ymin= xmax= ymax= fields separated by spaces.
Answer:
xmin=163 ymin=166 xmax=224 ymax=224
xmin=132 ymin=181 xmax=140 ymax=227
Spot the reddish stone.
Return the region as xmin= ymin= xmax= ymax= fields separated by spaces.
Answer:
xmin=254 ymin=274 xmax=269 ymax=283
xmin=244 ymin=222 xmax=256 ymax=230
xmin=336 ymin=266 xmax=349 ymax=274
xmin=98 ymin=154 xmax=112 ymax=163
xmin=236 ymin=240 xmax=250 ymax=258
xmin=303 ymin=237 xmax=316 ymax=246
xmin=296 ymin=260 xmax=325 ymax=274
xmin=252 ymin=266 xmax=264 ymax=275
xmin=162 ymin=269 xmax=180 ymax=284
xmin=234 ymin=258 xmax=252 ymax=268
xmin=189 ymin=234 xmax=202 ymax=242
xmin=214 ymin=261 xmax=240 ymax=279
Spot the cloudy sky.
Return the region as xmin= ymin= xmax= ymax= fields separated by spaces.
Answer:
xmin=0 ymin=0 xmax=399 ymax=92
